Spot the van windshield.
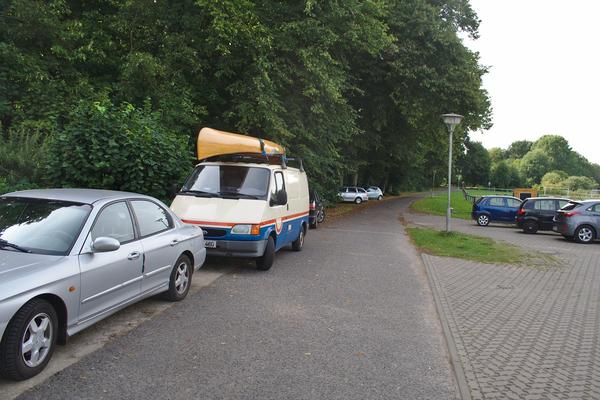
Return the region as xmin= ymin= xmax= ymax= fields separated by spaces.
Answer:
xmin=181 ymin=165 xmax=270 ymax=200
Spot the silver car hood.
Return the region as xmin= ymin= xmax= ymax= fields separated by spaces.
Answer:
xmin=0 ymin=250 xmax=60 ymax=276
xmin=0 ymin=250 xmax=71 ymax=302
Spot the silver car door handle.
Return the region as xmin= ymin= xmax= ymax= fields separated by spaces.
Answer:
xmin=170 ymin=239 xmax=180 ymax=246
xmin=127 ymin=251 xmax=141 ymax=260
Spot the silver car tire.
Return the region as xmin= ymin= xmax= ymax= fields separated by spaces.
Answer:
xmin=355 ymin=197 xmax=362 ymax=204
xmin=574 ymin=225 xmax=595 ymax=244
xmin=0 ymin=299 xmax=58 ymax=381
xmin=378 ymin=195 xmax=383 ymax=201
xmin=477 ymin=214 xmax=490 ymax=226
xmin=163 ymin=254 xmax=193 ymax=302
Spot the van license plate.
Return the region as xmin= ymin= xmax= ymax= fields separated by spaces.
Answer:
xmin=204 ymin=240 xmax=217 ymax=248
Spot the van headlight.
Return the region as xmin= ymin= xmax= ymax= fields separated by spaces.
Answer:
xmin=231 ymin=224 xmax=260 ymax=235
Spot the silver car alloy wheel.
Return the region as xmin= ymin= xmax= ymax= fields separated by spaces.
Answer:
xmin=22 ymin=313 xmax=53 ymax=368
xmin=174 ymin=261 xmax=189 ymax=295
xmin=578 ymin=227 xmax=594 ymax=243
xmin=478 ymin=215 xmax=489 ymax=225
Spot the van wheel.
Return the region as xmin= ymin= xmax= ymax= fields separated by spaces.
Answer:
xmin=354 ymin=197 xmax=362 ymax=204
xmin=574 ymin=225 xmax=595 ymax=244
xmin=476 ymin=214 xmax=490 ymax=226
xmin=310 ymin=218 xmax=318 ymax=229
xmin=256 ymin=236 xmax=275 ymax=270
xmin=292 ymin=226 xmax=305 ymax=251
xmin=522 ymin=220 xmax=538 ymax=234
xmin=0 ymin=299 xmax=58 ymax=381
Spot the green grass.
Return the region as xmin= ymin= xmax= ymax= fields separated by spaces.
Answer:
xmin=406 ymin=227 xmax=552 ymax=266
xmin=410 ymin=189 xmax=504 ymax=220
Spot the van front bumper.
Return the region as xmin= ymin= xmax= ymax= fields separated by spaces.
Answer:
xmin=206 ymin=239 xmax=267 ymax=258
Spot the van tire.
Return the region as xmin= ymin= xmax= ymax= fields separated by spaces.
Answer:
xmin=256 ymin=236 xmax=275 ymax=271
xmin=310 ymin=219 xmax=318 ymax=229
xmin=292 ymin=226 xmax=305 ymax=251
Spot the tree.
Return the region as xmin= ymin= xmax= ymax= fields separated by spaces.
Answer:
xmin=457 ymin=141 xmax=490 ymax=185
xmin=541 ymin=170 xmax=568 ymax=187
xmin=520 ymin=149 xmax=552 ymax=184
xmin=562 ymin=176 xmax=597 ymax=191
xmin=505 ymin=140 xmax=532 ymax=159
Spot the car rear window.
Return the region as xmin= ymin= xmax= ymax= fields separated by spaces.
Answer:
xmin=561 ymin=202 xmax=580 ymax=211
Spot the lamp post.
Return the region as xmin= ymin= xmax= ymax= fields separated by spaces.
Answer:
xmin=441 ymin=113 xmax=463 ymax=232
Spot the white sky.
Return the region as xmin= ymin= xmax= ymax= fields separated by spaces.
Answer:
xmin=464 ymin=0 xmax=600 ymax=164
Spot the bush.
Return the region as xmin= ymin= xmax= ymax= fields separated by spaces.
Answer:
xmin=561 ymin=176 xmax=597 ymax=191
xmin=0 ymin=124 xmax=49 ymax=186
xmin=45 ymin=99 xmax=194 ymax=200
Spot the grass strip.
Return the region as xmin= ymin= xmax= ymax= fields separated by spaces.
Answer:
xmin=410 ymin=189 xmax=502 ymax=220
xmin=406 ymin=226 xmax=554 ymax=266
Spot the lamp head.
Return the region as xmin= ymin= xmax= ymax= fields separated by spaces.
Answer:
xmin=441 ymin=113 xmax=464 ymax=131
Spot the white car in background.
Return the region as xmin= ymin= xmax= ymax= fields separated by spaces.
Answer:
xmin=366 ymin=186 xmax=384 ymax=200
xmin=338 ymin=187 xmax=369 ymax=204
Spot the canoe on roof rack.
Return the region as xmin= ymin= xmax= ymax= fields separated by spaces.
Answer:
xmin=196 ymin=127 xmax=285 ymax=160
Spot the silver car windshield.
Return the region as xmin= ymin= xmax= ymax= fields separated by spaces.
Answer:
xmin=0 ymin=197 xmax=92 ymax=255
xmin=181 ymin=165 xmax=270 ymax=200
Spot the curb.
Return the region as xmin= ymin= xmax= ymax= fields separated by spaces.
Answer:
xmin=421 ymin=254 xmax=472 ymax=400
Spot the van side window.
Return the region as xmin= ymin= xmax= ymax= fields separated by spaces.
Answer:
xmin=271 ymin=171 xmax=286 ymax=204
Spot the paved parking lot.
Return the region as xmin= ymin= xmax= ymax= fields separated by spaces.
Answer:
xmin=409 ymin=206 xmax=600 ymax=399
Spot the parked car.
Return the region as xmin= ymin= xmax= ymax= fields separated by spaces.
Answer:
xmin=554 ymin=200 xmax=600 ymax=243
xmin=471 ymin=195 xmax=522 ymax=226
xmin=0 ymin=189 xmax=206 ymax=380
xmin=309 ymin=190 xmax=325 ymax=229
xmin=516 ymin=197 xmax=571 ymax=233
xmin=338 ymin=187 xmax=369 ymax=204
xmin=171 ymin=128 xmax=309 ymax=272
xmin=365 ymin=186 xmax=384 ymax=201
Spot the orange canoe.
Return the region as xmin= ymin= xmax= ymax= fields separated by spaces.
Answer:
xmin=196 ymin=127 xmax=285 ymax=160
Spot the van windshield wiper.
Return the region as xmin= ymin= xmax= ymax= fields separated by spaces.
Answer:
xmin=218 ymin=191 xmax=260 ymax=200
xmin=178 ymin=190 xmax=218 ymax=198
xmin=0 ymin=239 xmax=31 ymax=253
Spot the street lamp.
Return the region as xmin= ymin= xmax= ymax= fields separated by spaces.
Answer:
xmin=441 ymin=113 xmax=463 ymax=232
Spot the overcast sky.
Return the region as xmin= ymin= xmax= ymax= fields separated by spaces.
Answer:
xmin=464 ymin=0 xmax=600 ymax=164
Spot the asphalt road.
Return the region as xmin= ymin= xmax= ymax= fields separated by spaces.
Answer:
xmin=16 ymin=197 xmax=457 ymax=400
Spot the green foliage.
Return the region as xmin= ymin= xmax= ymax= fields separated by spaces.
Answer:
xmin=541 ymin=170 xmax=568 ymax=187
xmin=505 ymin=140 xmax=532 ymax=159
xmin=44 ymin=99 xmax=193 ymax=200
xmin=0 ymin=126 xmax=48 ymax=186
xmin=520 ymin=149 xmax=552 ymax=185
xmin=457 ymin=141 xmax=490 ymax=185
xmin=0 ymin=0 xmax=492 ymax=196
xmin=491 ymin=160 xmax=522 ymax=188
xmin=562 ymin=176 xmax=597 ymax=191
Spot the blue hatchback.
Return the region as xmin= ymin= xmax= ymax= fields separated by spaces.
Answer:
xmin=471 ymin=195 xmax=522 ymax=226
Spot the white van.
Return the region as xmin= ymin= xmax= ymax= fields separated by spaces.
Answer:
xmin=170 ymin=128 xmax=309 ymax=270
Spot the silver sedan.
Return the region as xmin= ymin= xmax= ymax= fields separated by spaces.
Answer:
xmin=0 ymin=189 xmax=206 ymax=380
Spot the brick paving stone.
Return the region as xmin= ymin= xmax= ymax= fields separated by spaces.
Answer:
xmin=411 ymin=211 xmax=600 ymax=399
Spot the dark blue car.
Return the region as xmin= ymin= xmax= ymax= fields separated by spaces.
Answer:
xmin=471 ymin=195 xmax=522 ymax=226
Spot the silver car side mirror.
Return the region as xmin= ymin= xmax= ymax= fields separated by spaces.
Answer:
xmin=92 ymin=237 xmax=121 ymax=253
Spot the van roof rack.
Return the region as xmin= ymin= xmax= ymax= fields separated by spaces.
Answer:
xmin=204 ymin=153 xmax=304 ymax=172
